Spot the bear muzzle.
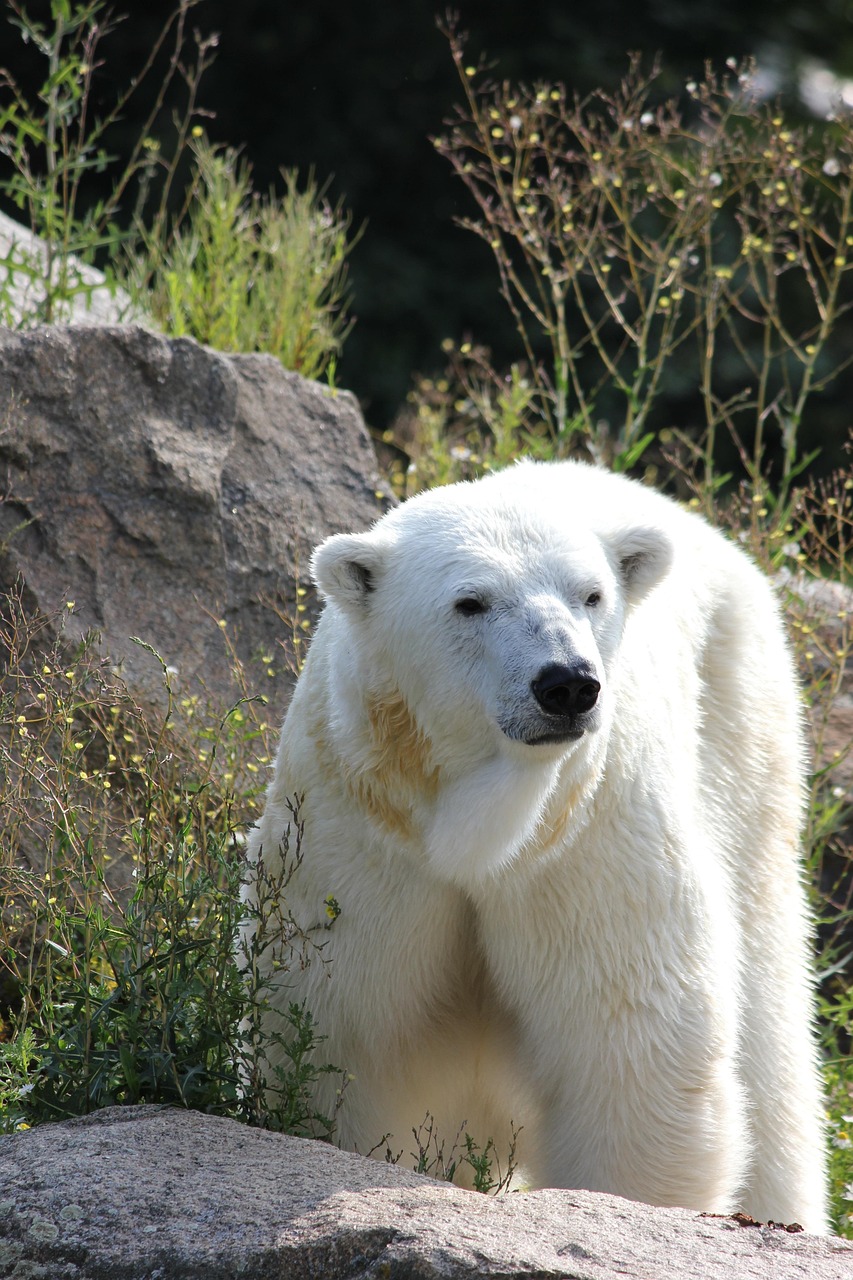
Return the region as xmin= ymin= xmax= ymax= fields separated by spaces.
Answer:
xmin=519 ymin=661 xmax=601 ymax=745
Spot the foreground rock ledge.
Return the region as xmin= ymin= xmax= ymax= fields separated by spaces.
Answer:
xmin=0 ymin=1108 xmax=849 ymax=1280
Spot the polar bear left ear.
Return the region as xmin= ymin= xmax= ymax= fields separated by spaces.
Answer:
xmin=311 ymin=530 xmax=392 ymax=613
xmin=609 ymin=524 xmax=673 ymax=604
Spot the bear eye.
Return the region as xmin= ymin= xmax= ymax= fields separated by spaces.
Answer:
xmin=585 ymin=590 xmax=601 ymax=608
xmin=455 ymin=596 xmax=487 ymax=616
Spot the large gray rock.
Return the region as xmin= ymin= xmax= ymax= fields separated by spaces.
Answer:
xmin=0 ymin=1107 xmax=850 ymax=1279
xmin=0 ymin=324 xmax=391 ymax=721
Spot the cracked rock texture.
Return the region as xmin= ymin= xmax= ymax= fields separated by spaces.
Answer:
xmin=0 ymin=324 xmax=391 ymax=722
xmin=1 ymin=1107 xmax=851 ymax=1280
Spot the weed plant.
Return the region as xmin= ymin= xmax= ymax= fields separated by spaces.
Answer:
xmin=0 ymin=586 xmax=345 ymax=1138
xmin=397 ymin=23 xmax=853 ymax=503
xmin=0 ymin=0 xmax=213 ymax=324
xmin=131 ymin=139 xmax=358 ymax=383
xmin=0 ymin=1 xmax=357 ymax=384
xmin=372 ymin=1113 xmax=520 ymax=1194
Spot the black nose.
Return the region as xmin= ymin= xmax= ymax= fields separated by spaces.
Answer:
xmin=531 ymin=663 xmax=600 ymax=717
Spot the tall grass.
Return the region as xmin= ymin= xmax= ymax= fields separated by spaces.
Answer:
xmin=0 ymin=0 xmax=214 ymax=325
xmin=130 ymin=140 xmax=358 ymax=383
xmin=0 ymin=585 xmax=349 ymax=1136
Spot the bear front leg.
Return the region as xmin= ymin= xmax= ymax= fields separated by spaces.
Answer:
xmin=476 ymin=863 xmax=750 ymax=1215
xmin=521 ymin=1008 xmax=749 ymax=1213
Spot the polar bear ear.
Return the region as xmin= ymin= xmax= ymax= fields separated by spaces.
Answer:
xmin=609 ymin=524 xmax=673 ymax=604
xmin=311 ymin=530 xmax=392 ymax=612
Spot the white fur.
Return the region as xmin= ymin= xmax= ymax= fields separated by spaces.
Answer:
xmin=245 ymin=460 xmax=829 ymax=1232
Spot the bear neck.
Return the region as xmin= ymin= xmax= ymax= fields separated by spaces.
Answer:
xmin=313 ymin=666 xmax=609 ymax=888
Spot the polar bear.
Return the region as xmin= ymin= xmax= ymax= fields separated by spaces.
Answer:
xmin=244 ymin=460 xmax=829 ymax=1233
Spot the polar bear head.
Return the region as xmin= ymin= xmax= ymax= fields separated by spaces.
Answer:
xmin=310 ymin=464 xmax=673 ymax=883
xmin=311 ymin=463 xmax=672 ymax=767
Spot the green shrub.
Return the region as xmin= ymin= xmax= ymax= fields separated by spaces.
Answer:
xmin=0 ymin=587 xmax=344 ymax=1138
xmin=396 ymin=23 xmax=853 ymax=505
xmin=131 ymin=139 xmax=358 ymax=382
xmin=0 ymin=0 xmax=213 ymax=325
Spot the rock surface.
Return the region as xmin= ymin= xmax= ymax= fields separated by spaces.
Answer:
xmin=0 ymin=211 xmax=137 ymax=327
xmin=0 ymin=1107 xmax=850 ymax=1280
xmin=0 ymin=324 xmax=391 ymax=721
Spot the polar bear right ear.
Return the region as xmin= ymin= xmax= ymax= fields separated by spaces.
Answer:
xmin=311 ymin=530 xmax=392 ymax=612
xmin=608 ymin=523 xmax=674 ymax=605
